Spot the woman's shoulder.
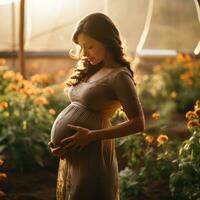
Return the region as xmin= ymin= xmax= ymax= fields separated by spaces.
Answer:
xmin=110 ymin=66 xmax=133 ymax=79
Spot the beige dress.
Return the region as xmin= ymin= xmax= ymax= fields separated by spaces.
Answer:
xmin=55 ymin=67 xmax=142 ymax=200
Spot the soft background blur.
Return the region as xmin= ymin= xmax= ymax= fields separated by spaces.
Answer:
xmin=0 ymin=0 xmax=200 ymax=200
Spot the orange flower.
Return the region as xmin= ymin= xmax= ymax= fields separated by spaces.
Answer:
xmin=0 ymin=160 xmax=4 ymax=166
xmin=145 ymin=135 xmax=154 ymax=144
xmin=0 ymin=191 xmax=5 ymax=197
xmin=21 ymin=79 xmax=33 ymax=89
xmin=7 ymin=83 xmax=18 ymax=91
xmin=15 ymin=72 xmax=23 ymax=82
xmin=165 ymin=58 xmax=172 ymax=64
xmin=157 ymin=134 xmax=168 ymax=144
xmin=49 ymin=108 xmax=56 ymax=115
xmin=187 ymin=120 xmax=199 ymax=129
xmin=31 ymin=74 xmax=50 ymax=84
xmin=43 ymin=87 xmax=55 ymax=95
xmin=153 ymin=65 xmax=161 ymax=73
xmin=176 ymin=53 xmax=185 ymax=62
xmin=0 ymin=173 xmax=7 ymax=180
xmin=185 ymin=54 xmax=192 ymax=62
xmin=0 ymin=58 xmax=6 ymax=65
xmin=152 ymin=112 xmax=160 ymax=120
xmin=0 ymin=101 xmax=8 ymax=109
xmin=34 ymin=96 xmax=48 ymax=105
xmin=184 ymin=62 xmax=193 ymax=68
xmin=185 ymin=111 xmax=198 ymax=119
xmin=180 ymin=72 xmax=192 ymax=82
xmin=3 ymin=70 xmax=15 ymax=79
xmin=195 ymin=108 xmax=200 ymax=117
xmin=170 ymin=91 xmax=177 ymax=98
xmin=195 ymin=100 xmax=200 ymax=108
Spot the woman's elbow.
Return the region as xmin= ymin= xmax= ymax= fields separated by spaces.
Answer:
xmin=129 ymin=115 xmax=145 ymax=132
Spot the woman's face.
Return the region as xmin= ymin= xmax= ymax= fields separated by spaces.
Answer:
xmin=77 ymin=33 xmax=106 ymax=65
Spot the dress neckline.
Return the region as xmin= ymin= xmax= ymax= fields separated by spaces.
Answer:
xmin=82 ymin=67 xmax=123 ymax=84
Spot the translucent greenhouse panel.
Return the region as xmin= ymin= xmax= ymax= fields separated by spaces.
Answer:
xmin=0 ymin=0 xmax=199 ymax=52
xmin=0 ymin=1 xmax=20 ymax=51
xmin=143 ymin=0 xmax=200 ymax=52
xmin=21 ymin=0 xmax=106 ymax=51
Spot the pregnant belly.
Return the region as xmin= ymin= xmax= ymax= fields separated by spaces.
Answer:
xmin=50 ymin=101 xmax=106 ymax=148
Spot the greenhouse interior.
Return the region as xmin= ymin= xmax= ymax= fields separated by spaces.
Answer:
xmin=0 ymin=0 xmax=200 ymax=199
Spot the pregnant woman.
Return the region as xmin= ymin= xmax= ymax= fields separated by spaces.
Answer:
xmin=48 ymin=12 xmax=145 ymax=200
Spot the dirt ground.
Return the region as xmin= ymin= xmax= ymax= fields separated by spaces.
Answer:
xmin=1 ymin=168 xmax=57 ymax=200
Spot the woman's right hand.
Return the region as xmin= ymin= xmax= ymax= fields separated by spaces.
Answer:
xmin=48 ymin=141 xmax=66 ymax=160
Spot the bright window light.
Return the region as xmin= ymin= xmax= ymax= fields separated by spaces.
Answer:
xmin=0 ymin=0 xmax=20 ymax=5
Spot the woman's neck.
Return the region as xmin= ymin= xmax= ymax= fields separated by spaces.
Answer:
xmin=102 ymin=52 xmax=119 ymax=68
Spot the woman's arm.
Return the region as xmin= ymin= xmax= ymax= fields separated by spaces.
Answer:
xmin=88 ymin=68 xmax=146 ymax=140
xmin=89 ymin=115 xmax=145 ymax=141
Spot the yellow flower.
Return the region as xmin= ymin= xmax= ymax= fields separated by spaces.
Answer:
xmin=14 ymin=110 xmax=20 ymax=117
xmin=152 ymin=112 xmax=160 ymax=120
xmin=49 ymin=108 xmax=56 ymax=115
xmin=145 ymin=135 xmax=154 ymax=144
xmin=157 ymin=134 xmax=168 ymax=144
xmin=185 ymin=111 xmax=198 ymax=119
xmin=22 ymin=120 xmax=27 ymax=130
xmin=187 ymin=120 xmax=199 ymax=129
xmin=34 ymin=96 xmax=48 ymax=105
xmin=2 ymin=111 xmax=10 ymax=118
xmin=43 ymin=87 xmax=55 ymax=95
xmin=0 ymin=58 xmax=6 ymax=65
xmin=170 ymin=91 xmax=177 ymax=98
xmin=3 ymin=70 xmax=15 ymax=79
xmin=0 ymin=101 xmax=8 ymax=109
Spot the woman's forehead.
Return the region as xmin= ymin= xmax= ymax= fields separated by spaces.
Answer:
xmin=77 ymin=33 xmax=95 ymax=46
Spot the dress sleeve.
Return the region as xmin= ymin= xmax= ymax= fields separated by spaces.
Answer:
xmin=111 ymin=69 xmax=144 ymax=120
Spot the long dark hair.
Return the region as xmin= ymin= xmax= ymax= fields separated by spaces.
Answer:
xmin=65 ymin=12 xmax=135 ymax=87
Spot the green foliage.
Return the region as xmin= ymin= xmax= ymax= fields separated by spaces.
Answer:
xmin=169 ymin=101 xmax=200 ymax=200
xmin=139 ymin=54 xmax=200 ymax=114
xmin=117 ymin=133 xmax=179 ymax=200
xmin=0 ymin=65 xmax=67 ymax=171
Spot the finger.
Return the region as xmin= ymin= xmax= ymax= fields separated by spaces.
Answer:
xmin=60 ymin=136 xmax=74 ymax=144
xmin=67 ymin=124 xmax=80 ymax=130
xmin=48 ymin=141 xmax=54 ymax=148
xmin=52 ymin=146 xmax=62 ymax=154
